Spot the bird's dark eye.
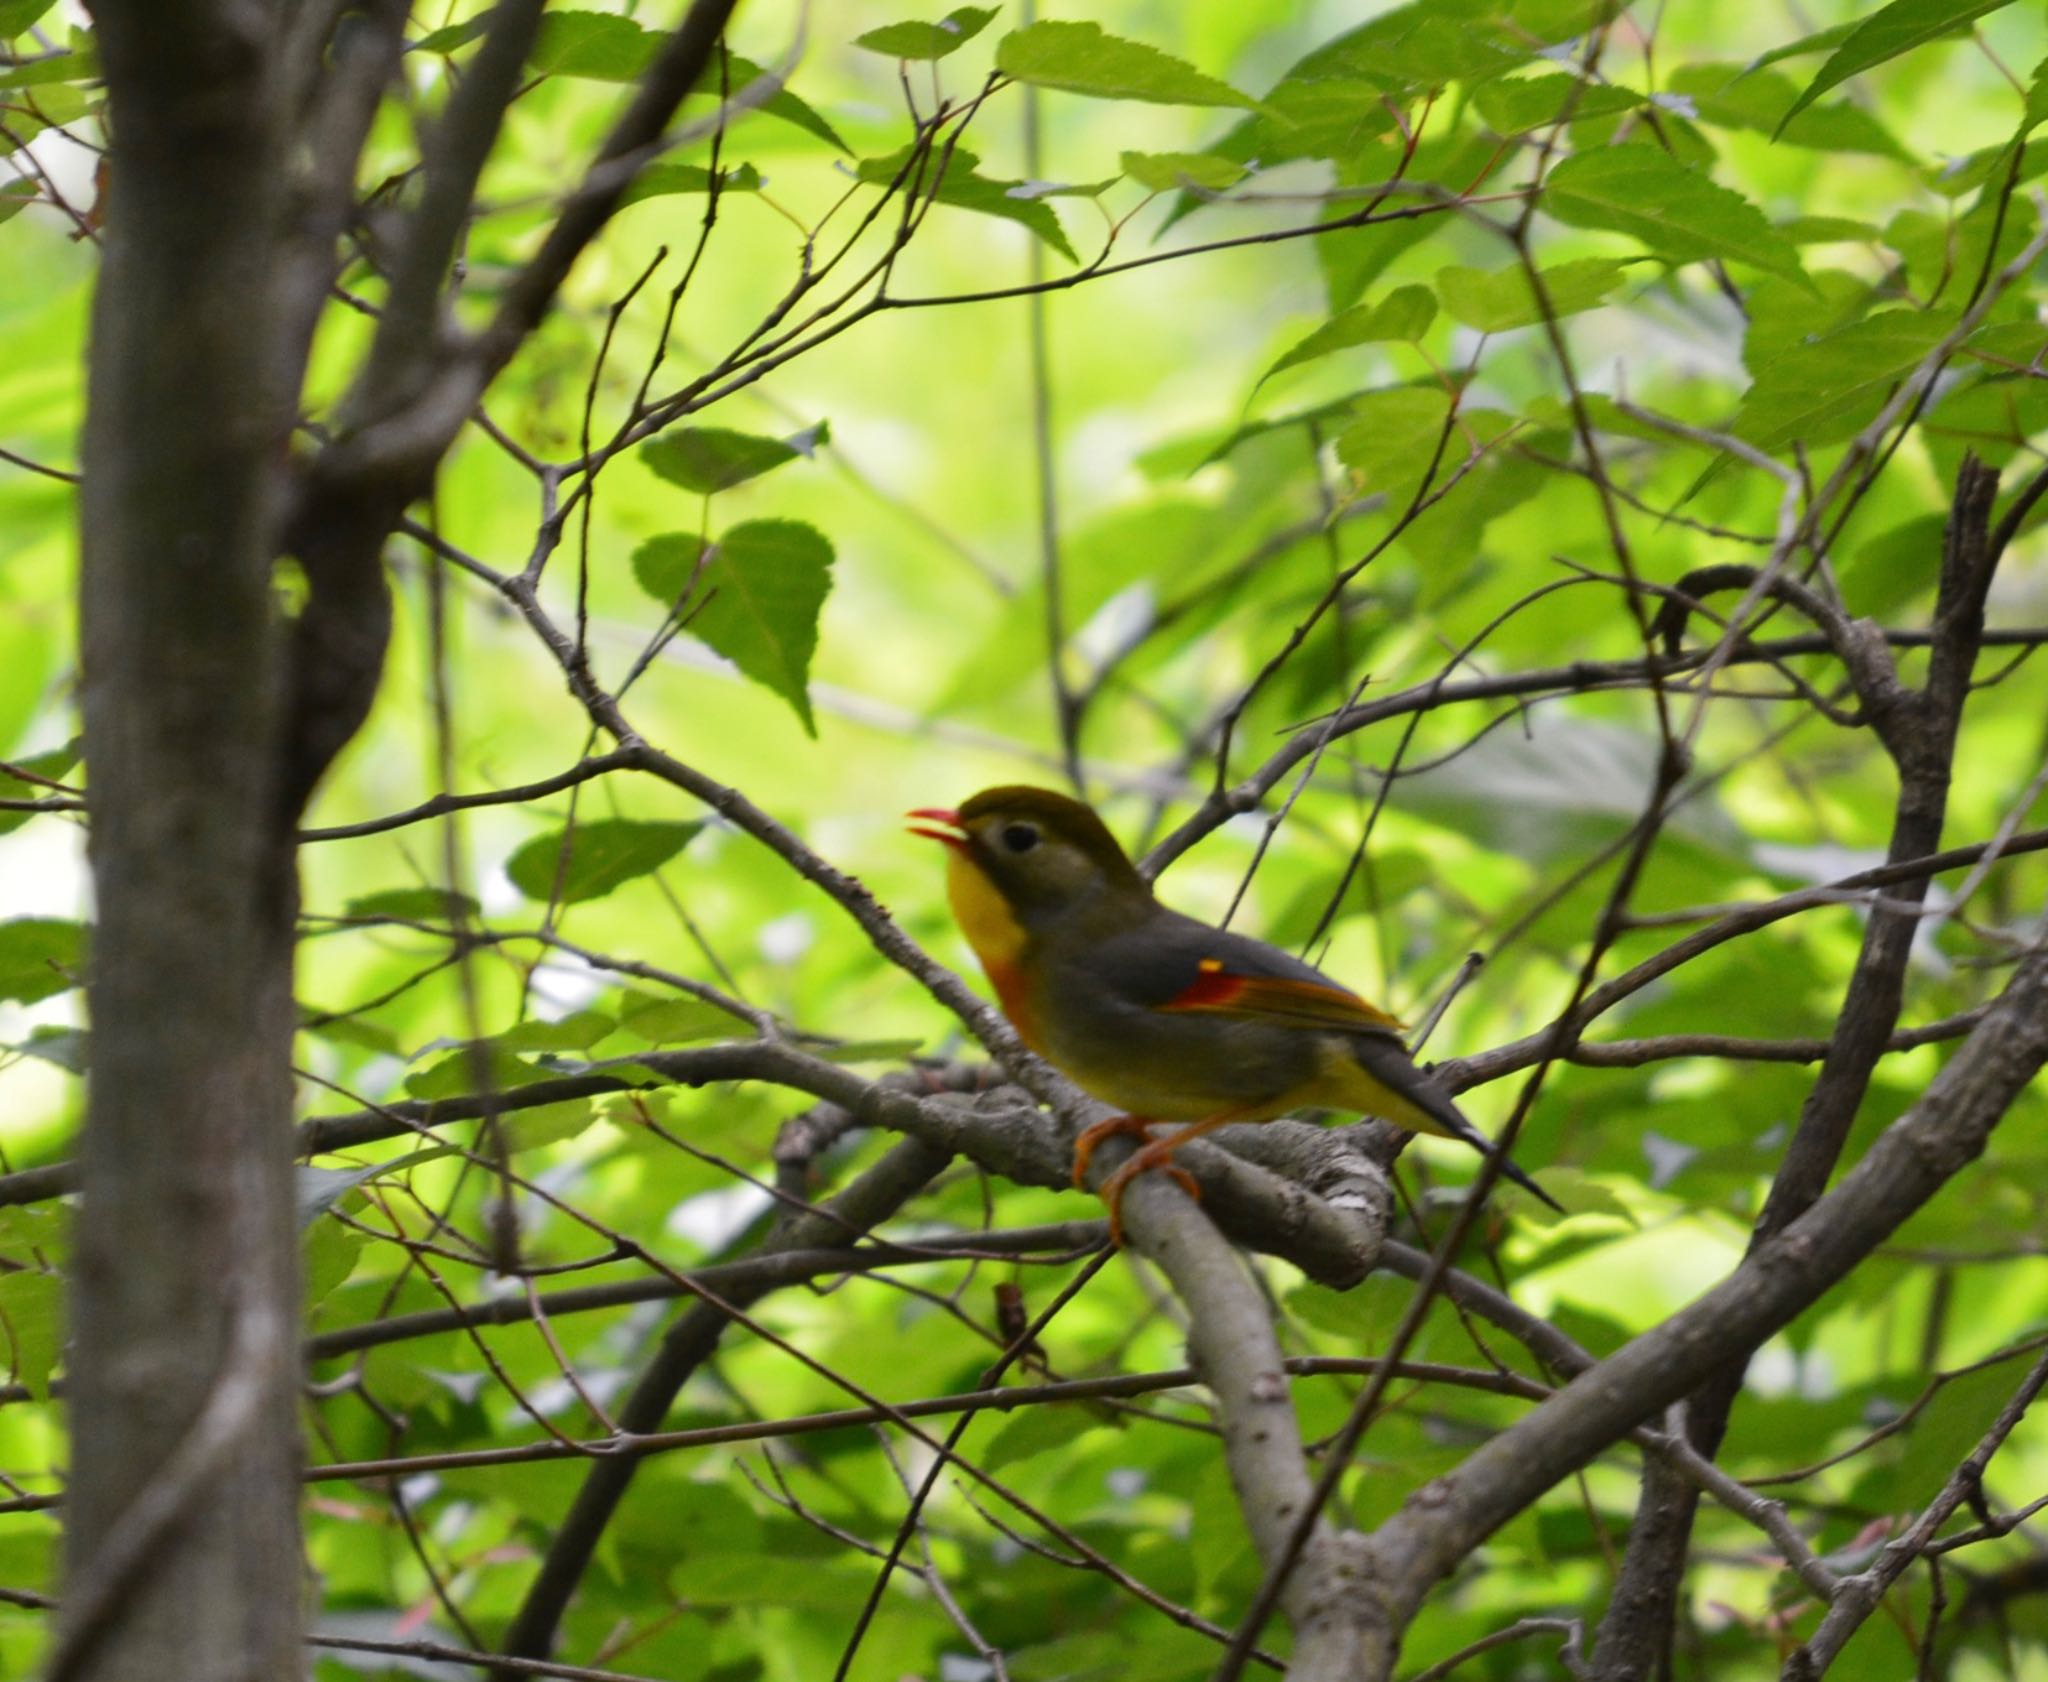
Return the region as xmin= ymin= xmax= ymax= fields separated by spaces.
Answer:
xmin=1000 ymin=822 xmax=1040 ymax=854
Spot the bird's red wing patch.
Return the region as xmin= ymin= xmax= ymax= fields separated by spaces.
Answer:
xmin=1157 ymin=958 xmax=1405 ymax=1032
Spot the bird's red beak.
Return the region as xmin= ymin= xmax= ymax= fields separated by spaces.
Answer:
xmin=906 ymin=806 xmax=968 ymax=850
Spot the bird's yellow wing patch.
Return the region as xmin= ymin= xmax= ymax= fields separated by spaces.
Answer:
xmin=1157 ymin=957 xmax=1405 ymax=1033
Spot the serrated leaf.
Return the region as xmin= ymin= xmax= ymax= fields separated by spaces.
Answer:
xmin=529 ymin=10 xmax=658 ymax=79
xmin=343 ymin=886 xmax=481 ymax=923
xmin=1334 ymin=387 xmax=1455 ymax=511
xmin=1263 ymin=284 xmax=1437 ymax=383
xmin=1435 ymin=257 xmax=1634 ymax=332
xmin=1733 ymin=310 xmax=1959 ymax=454
xmin=688 ymin=519 xmax=834 ymax=734
xmin=1471 ymin=72 xmax=1642 ymax=137
xmin=505 ymin=818 xmax=702 ymax=904
xmin=1780 ymin=0 xmax=2016 ymax=133
xmin=1666 ymin=63 xmax=1907 ymax=157
xmin=855 ymin=6 xmax=996 ymax=60
xmin=0 ymin=917 xmax=84 ymax=1003
xmin=1543 ymin=147 xmax=1809 ymax=285
xmin=619 ymin=162 xmax=762 ymax=206
xmin=0 ymin=1271 xmax=60 ymax=1400
xmin=996 ymin=20 xmax=1255 ymax=109
xmin=857 ymin=143 xmax=1076 ymax=260
xmin=641 ymin=423 xmax=818 ymax=495
xmin=1119 ymin=150 xmax=1247 ymax=193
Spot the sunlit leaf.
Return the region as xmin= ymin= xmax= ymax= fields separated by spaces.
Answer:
xmin=641 ymin=422 xmax=824 ymax=495
xmin=1543 ymin=148 xmax=1810 ymax=285
xmin=0 ymin=917 xmax=84 ymax=1003
xmin=854 ymin=7 xmax=997 ymax=60
xmin=687 ymin=519 xmax=835 ymax=734
xmin=1779 ymin=0 xmax=2016 ymax=133
xmin=995 ymin=20 xmax=1257 ymax=108
xmin=1434 ymin=257 xmax=1635 ymax=332
xmin=1264 ymin=284 xmax=1437 ymax=383
xmin=505 ymin=818 xmax=703 ymax=903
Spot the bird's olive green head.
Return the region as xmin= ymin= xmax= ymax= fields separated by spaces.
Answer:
xmin=910 ymin=785 xmax=1147 ymax=922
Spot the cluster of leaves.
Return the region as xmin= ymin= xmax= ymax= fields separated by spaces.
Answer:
xmin=5 ymin=1 xmax=2048 ymax=1679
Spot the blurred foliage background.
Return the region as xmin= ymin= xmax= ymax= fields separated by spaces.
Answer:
xmin=4 ymin=0 xmax=2048 ymax=1677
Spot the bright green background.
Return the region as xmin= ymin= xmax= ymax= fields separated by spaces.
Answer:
xmin=4 ymin=2 xmax=2048 ymax=1677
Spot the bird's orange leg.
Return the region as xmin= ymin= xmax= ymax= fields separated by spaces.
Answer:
xmin=1095 ymin=1108 xmax=1256 ymax=1247
xmin=1071 ymin=1114 xmax=1155 ymax=1189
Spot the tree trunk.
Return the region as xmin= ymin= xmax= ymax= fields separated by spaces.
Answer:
xmin=61 ymin=7 xmax=304 ymax=1678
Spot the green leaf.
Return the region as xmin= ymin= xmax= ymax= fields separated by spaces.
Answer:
xmin=981 ymin=1402 xmax=1116 ymax=1470
xmin=0 ymin=1271 xmax=60 ymax=1400
xmin=483 ymin=1011 xmax=617 ymax=1054
xmin=410 ymin=17 xmax=491 ymax=54
xmin=1779 ymin=215 xmax=1883 ymax=246
xmin=1119 ymin=151 xmax=1248 ymax=193
xmin=12 ymin=1025 xmax=84 ymax=1073
xmin=1435 ymin=257 xmax=1635 ymax=332
xmin=1471 ymin=72 xmax=1642 ymax=137
xmin=856 ymin=144 xmax=1078 ymax=261
xmin=620 ymin=994 xmax=751 ymax=1044
xmin=0 ymin=45 xmax=96 ymax=88
xmin=0 ymin=0 xmax=57 ymax=36
xmin=688 ymin=519 xmax=835 ymax=735
xmin=0 ymin=1204 xmax=67 ymax=1268
xmin=1263 ymin=284 xmax=1437 ymax=383
xmin=631 ymin=533 xmax=709 ymax=605
xmin=1542 ymin=147 xmax=1809 ymax=285
xmin=343 ymin=886 xmax=481 ymax=923
xmin=855 ymin=6 xmax=997 ymax=60
xmin=1665 ymin=63 xmax=1909 ymax=157
xmin=1733 ymin=310 xmax=1960 ymax=455
xmin=402 ymin=1047 xmax=559 ymax=1101
xmin=529 ymin=10 xmax=657 ymax=79
xmin=995 ymin=20 xmax=1256 ymax=109
xmin=505 ymin=818 xmax=703 ymax=904
xmin=296 ymin=1150 xmax=452 ymax=1221
xmin=304 ymin=1219 xmax=365 ymax=1312
xmin=619 ymin=162 xmax=762 ymax=206
xmin=0 ymin=917 xmax=84 ymax=1003
xmin=501 ymin=1098 xmax=600 ymax=1154
xmin=0 ymin=740 xmax=77 ymax=836
xmin=1335 ymin=387 xmax=1455 ymax=512
xmin=0 ymin=178 xmax=36 ymax=225
xmin=641 ymin=421 xmax=824 ymax=495
xmin=1779 ymin=0 xmax=2016 ymax=133
xmin=529 ymin=19 xmax=846 ymax=149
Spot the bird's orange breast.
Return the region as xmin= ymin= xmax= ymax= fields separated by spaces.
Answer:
xmin=942 ymin=848 xmax=1045 ymax=1052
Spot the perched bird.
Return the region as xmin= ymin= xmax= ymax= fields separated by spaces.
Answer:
xmin=909 ymin=784 xmax=1558 ymax=1241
